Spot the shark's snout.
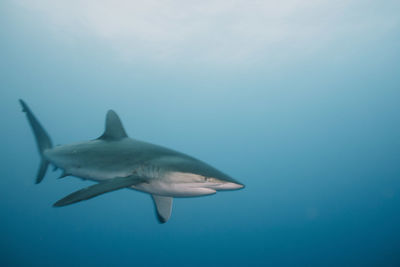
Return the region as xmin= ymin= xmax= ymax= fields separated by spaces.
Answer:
xmin=217 ymin=181 xmax=245 ymax=190
xmin=203 ymin=178 xmax=245 ymax=191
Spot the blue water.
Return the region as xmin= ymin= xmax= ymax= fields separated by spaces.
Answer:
xmin=1 ymin=1 xmax=400 ymax=266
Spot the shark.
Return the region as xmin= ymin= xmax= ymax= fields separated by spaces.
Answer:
xmin=19 ymin=100 xmax=245 ymax=223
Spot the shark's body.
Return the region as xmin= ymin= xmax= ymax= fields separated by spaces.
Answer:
xmin=20 ymin=100 xmax=244 ymax=223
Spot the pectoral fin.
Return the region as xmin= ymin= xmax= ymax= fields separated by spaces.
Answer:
xmin=151 ymin=195 xmax=173 ymax=223
xmin=54 ymin=175 xmax=145 ymax=207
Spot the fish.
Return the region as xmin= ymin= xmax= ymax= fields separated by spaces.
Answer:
xmin=19 ymin=99 xmax=245 ymax=223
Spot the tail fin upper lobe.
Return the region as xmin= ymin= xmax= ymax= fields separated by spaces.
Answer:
xmin=19 ymin=99 xmax=53 ymax=183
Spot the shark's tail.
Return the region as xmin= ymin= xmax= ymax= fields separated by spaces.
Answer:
xmin=19 ymin=99 xmax=53 ymax=184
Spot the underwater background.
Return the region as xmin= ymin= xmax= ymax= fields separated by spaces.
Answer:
xmin=1 ymin=1 xmax=400 ymax=266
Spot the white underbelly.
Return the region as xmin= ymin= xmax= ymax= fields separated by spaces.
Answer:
xmin=132 ymin=181 xmax=216 ymax=197
xmin=59 ymin=164 xmax=218 ymax=197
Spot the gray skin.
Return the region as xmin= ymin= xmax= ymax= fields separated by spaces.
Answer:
xmin=20 ymin=100 xmax=245 ymax=223
xmin=46 ymin=137 xmax=244 ymax=197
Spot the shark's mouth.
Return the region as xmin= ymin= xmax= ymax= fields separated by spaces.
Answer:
xmin=204 ymin=182 xmax=245 ymax=190
xmin=132 ymin=171 xmax=244 ymax=197
xmin=166 ymin=172 xmax=244 ymax=191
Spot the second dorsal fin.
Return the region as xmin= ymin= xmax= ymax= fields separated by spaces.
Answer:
xmin=99 ymin=110 xmax=128 ymax=141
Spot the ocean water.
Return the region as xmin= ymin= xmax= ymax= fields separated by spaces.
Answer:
xmin=1 ymin=1 xmax=400 ymax=266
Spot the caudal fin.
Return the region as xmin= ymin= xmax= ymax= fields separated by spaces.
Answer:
xmin=19 ymin=99 xmax=53 ymax=183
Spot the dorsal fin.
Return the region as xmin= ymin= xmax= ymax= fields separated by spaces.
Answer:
xmin=99 ymin=110 xmax=128 ymax=141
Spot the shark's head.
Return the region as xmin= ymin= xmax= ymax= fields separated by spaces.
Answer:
xmin=164 ymin=171 xmax=245 ymax=195
xmin=157 ymin=156 xmax=245 ymax=195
